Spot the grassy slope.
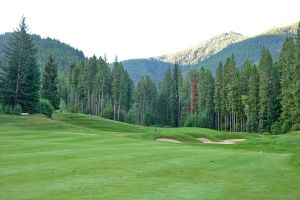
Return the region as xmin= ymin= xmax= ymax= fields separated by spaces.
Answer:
xmin=0 ymin=113 xmax=299 ymax=200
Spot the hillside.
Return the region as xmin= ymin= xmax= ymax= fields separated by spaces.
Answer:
xmin=0 ymin=32 xmax=85 ymax=72
xmin=195 ymin=22 xmax=299 ymax=72
xmin=121 ymin=59 xmax=186 ymax=84
xmin=155 ymin=32 xmax=246 ymax=65
xmin=121 ymin=22 xmax=298 ymax=82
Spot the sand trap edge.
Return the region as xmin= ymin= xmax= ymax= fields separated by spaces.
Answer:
xmin=196 ymin=138 xmax=246 ymax=144
xmin=155 ymin=138 xmax=184 ymax=143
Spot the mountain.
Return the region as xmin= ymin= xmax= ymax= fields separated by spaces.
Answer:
xmin=195 ymin=22 xmax=298 ymax=72
xmin=1 ymin=22 xmax=298 ymax=84
xmin=121 ymin=22 xmax=298 ymax=82
xmin=0 ymin=32 xmax=85 ymax=72
xmin=155 ymin=32 xmax=246 ymax=65
xmin=121 ymin=59 xmax=186 ymax=84
xmin=261 ymin=22 xmax=298 ymax=36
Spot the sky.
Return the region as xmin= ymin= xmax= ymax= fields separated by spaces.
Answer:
xmin=1 ymin=0 xmax=300 ymax=62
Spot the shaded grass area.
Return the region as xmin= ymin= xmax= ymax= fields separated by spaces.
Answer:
xmin=0 ymin=112 xmax=300 ymax=200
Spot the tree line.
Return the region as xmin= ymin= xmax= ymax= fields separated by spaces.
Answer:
xmin=63 ymin=55 xmax=133 ymax=121
xmin=0 ymin=17 xmax=299 ymax=134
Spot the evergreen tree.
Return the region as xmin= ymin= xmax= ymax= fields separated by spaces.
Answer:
xmin=157 ymin=66 xmax=172 ymax=125
xmin=112 ymin=57 xmax=122 ymax=120
xmin=246 ymin=65 xmax=259 ymax=132
xmin=3 ymin=16 xmax=40 ymax=113
xmin=279 ymin=38 xmax=296 ymax=130
xmin=214 ymin=62 xmax=223 ymax=130
xmin=171 ymin=64 xmax=180 ymax=127
xmin=223 ymin=55 xmax=239 ymax=131
xmin=239 ymin=61 xmax=253 ymax=131
xmin=258 ymin=48 xmax=280 ymax=133
xmin=41 ymin=55 xmax=59 ymax=109
xmin=293 ymin=22 xmax=300 ymax=126
xmin=0 ymin=61 xmax=6 ymax=104
xmin=134 ymin=76 xmax=157 ymax=125
xmin=95 ymin=56 xmax=112 ymax=115
xmin=197 ymin=67 xmax=214 ymax=128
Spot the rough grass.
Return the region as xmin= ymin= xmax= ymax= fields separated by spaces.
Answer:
xmin=0 ymin=112 xmax=300 ymax=200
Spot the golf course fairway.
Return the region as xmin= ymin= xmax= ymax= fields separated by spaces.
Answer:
xmin=1 ymin=112 xmax=300 ymax=199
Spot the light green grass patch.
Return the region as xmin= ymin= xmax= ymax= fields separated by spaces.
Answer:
xmin=0 ymin=112 xmax=300 ymax=199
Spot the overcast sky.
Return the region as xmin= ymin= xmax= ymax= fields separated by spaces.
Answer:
xmin=1 ymin=0 xmax=300 ymax=62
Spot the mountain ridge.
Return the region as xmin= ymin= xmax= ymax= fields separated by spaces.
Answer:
xmin=154 ymin=31 xmax=247 ymax=65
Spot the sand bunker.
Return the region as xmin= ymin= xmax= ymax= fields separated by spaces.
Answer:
xmin=197 ymin=138 xmax=246 ymax=144
xmin=155 ymin=138 xmax=184 ymax=143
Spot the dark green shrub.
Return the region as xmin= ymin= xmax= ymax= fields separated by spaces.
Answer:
xmin=0 ymin=104 xmax=22 ymax=115
xmin=37 ymin=99 xmax=53 ymax=118
xmin=101 ymin=107 xmax=114 ymax=120
xmin=12 ymin=104 xmax=22 ymax=115
xmin=144 ymin=113 xmax=155 ymax=126
xmin=291 ymin=123 xmax=300 ymax=131
xmin=126 ymin=109 xmax=137 ymax=124
xmin=184 ymin=115 xmax=198 ymax=127
xmin=271 ymin=121 xmax=286 ymax=134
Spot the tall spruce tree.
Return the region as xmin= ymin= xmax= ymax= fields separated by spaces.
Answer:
xmin=3 ymin=16 xmax=40 ymax=113
xmin=258 ymin=48 xmax=280 ymax=133
xmin=246 ymin=65 xmax=259 ymax=132
xmin=112 ymin=57 xmax=122 ymax=120
xmin=41 ymin=55 xmax=59 ymax=109
xmin=171 ymin=64 xmax=180 ymax=127
xmin=197 ymin=67 xmax=214 ymax=128
xmin=158 ymin=66 xmax=172 ymax=125
xmin=279 ymin=38 xmax=296 ymax=130
xmin=239 ymin=61 xmax=253 ymax=131
xmin=223 ymin=55 xmax=239 ymax=131
xmin=134 ymin=76 xmax=157 ymax=125
xmin=214 ymin=62 xmax=223 ymax=130
xmin=293 ymin=22 xmax=300 ymax=126
xmin=0 ymin=61 xmax=5 ymax=104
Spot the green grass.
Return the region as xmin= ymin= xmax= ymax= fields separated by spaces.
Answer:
xmin=1 ymin=112 xmax=300 ymax=199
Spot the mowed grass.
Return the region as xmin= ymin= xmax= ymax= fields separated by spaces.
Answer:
xmin=0 ymin=113 xmax=300 ymax=200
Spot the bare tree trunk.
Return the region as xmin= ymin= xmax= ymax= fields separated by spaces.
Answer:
xmin=14 ymin=61 xmax=21 ymax=106
xmin=118 ymin=103 xmax=120 ymax=120
xmin=100 ymin=79 xmax=104 ymax=115
xmin=113 ymin=99 xmax=116 ymax=120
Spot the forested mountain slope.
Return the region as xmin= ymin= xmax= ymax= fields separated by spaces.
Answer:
xmin=195 ymin=22 xmax=298 ymax=72
xmin=155 ymin=32 xmax=246 ymax=65
xmin=0 ymin=32 xmax=85 ymax=71
xmin=120 ymin=59 xmax=186 ymax=84
xmin=122 ymin=22 xmax=298 ymax=81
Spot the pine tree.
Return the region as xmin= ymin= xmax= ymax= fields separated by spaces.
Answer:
xmin=41 ymin=55 xmax=59 ymax=109
xmin=223 ymin=55 xmax=239 ymax=131
xmin=0 ymin=60 xmax=6 ymax=104
xmin=279 ymin=38 xmax=296 ymax=130
xmin=239 ymin=61 xmax=253 ymax=131
xmin=293 ymin=22 xmax=300 ymax=126
xmin=246 ymin=65 xmax=259 ymax=132
xmin=112 ymin=57 xmax=121 ymax=120
xmin=134 ymin=76 xmax=157 ymax=125
xmin=258 ymin=48 xmax=280 ymax=133
xmin=171 ymin=64 xmax=180 ymax=127
xmin=158 ymin=66 xmax=172 ymax=125
xmin=197 ymin=68 xmax=214 ymax=128
xmin=204 ymin=69 xmax=215 ymax=128
xmin=214 ymin=62 xmax=223 ymax=130
xmin=96 ymin=56 xmax=112 ymax=115
xmin=3 ymin=16 xmax=40 ymax=113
